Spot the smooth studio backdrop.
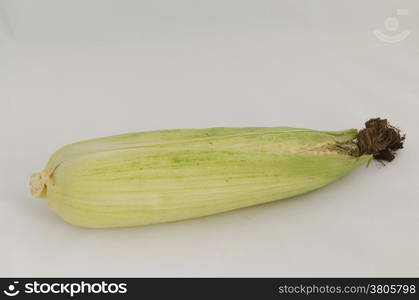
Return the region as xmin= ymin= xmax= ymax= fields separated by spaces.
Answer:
xmin=1 ymin=0 xmax=418 ymax=276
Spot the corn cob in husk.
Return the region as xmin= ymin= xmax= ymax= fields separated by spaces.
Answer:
xmin=30 ymin=119 xmax=404 ymax=228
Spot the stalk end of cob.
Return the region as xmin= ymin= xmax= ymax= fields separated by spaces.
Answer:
xmin=30 ymin=172 xmax=48 ymax=198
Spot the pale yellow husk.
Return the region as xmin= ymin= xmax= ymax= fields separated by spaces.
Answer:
xmin=31 ymin=127 xmax=371 ymax=228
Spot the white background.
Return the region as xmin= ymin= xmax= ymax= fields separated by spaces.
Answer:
xmin=1 ymin=0 xmax=418 ymax=277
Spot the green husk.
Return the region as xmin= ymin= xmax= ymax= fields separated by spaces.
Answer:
xmin=31 ymin=126 xmax=373 ymax=228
